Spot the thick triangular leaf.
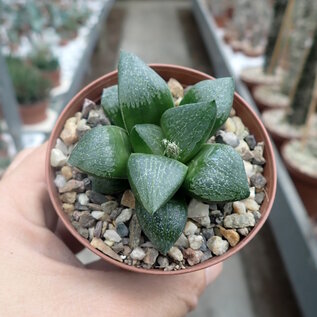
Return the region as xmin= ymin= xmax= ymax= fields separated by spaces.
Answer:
xmin=91 ymin=176 xmax=129 ymax=194
xmin=127 ymin=153 xmax=188 ymax=214
xmin=183 ymin=144 xmax=250 ymax=202
xmin=68 ymin=126 xmax=131 ymax=179
xmin=180 ymin=78 xmax=234 ymax=135
xmin=160 ymin=101 xmax=217 ymax=163
xmin=101 ymin=85 xmax=125 ymax=128
xmin=130 ymin=124 xmax=164 ymax=155
xmin=136 ymin=198 xmax=187 ymax=255
xmin=118 ymin=51 xmax=174 ymax=133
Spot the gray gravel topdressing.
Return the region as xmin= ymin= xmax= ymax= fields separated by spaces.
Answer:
xmin=50 ymin=79 xmax=267 ymax=271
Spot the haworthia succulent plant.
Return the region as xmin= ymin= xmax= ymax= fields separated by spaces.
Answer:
xmin=68 ymin=125 xmax=131 ymax=179
xmin=67 ymin=51 xmax=250 ymax=254
xmin=161 ymin=101 xmax=217 ymax=163
xmin=91 ymin=176 xmax=129 ymax=195
xmin=101 ymin=85 xmax=125 ymax=128
xmin=127 ymin=153 xmax=188 ymax=214
xmin=183 ymin=144 xmax=250 ymax=202
xmin=118 ymin=50 xmax=174 ymax=133
xmin=136 ymin=198 xmax=187 ymax=254
xmin=130 ymin=124 xmax=164 ymax=155
xmin=180 ymin=78 xmax=235 ymax=135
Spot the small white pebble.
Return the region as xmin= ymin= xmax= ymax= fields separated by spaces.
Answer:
xmin=104 ymin=229 xmax=122 ymax=243
xmin=188 ymin=235 xmax=204 ymax=250
xmin=130 ymin=247 xmax=146 ymax=260
xmin=50 ymin=148 xmax=67 ymax=167
xmin=184 ymin=221 xmax=198 ymax=236
xmin=91 ymin=211 xmax=105 ymax=220
xmin=168 ymin=246 xmax=183 ymax=262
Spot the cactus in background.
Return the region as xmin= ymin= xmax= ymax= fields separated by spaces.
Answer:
xmin=287 ymin=27 xmax=317 ymax=125
xmin=281 ymin=0 xmax=317 ymax=95
xmin=263 ymin=0 xmax=288 ymax=73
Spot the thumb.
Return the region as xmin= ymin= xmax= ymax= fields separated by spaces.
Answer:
xmin=84 ymin=262 xmax=222 ymax=317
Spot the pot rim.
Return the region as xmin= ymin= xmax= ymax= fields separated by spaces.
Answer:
xmin=281 ymin=141 xmax=317 ymax=184
xmin=45 ymin=64 xmax=277 ymax=275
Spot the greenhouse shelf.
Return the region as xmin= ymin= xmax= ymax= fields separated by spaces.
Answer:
xmin=51 ymin=0 xmax=115 ymax=115
xmin=192 ymin=1 xmax=317 ymax=317
xmin=0 ymin=0 xmax=114 ymax=149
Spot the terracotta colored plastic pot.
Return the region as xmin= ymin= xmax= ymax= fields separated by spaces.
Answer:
xmin=240 ymin=67 xmax=281 ymax=94
xmin=253 ymin=85 xmax=289 ymax=113
xmin=262 ymin=109 xmax=298 ymax=151
xmin=282 ymin=141 xmax=317 ymax=220
xmin=45 ymin=64 xmax=277 ymax=275
xmin=214 ymin=15 xmax=227 ymax=28
xmin=43 ymin=69 xmax=61 ymax=87
xmin=19 ymin=100 xmax=48 ymax=125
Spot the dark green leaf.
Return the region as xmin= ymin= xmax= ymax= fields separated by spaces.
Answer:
xmin=127 ymin=153 xmax=188 ymax=214
xmin=180 ymin=78 xmax=234 ymax=135
xmin=183 ymin=144 xmax=250 ymax=202
xmin=160 ymin=101 xmax=217 ymax=163
xmin=130 ymin=124 xmax=164 ymax=155
xmin=101 ymin=85 xmax=125 ymax=128
xmin=136 ymin=198 xmax=187 ymax=255
xmin=118 ymin=51 xmax=174 ymax=133
xmin=68 ymin=125 xmax=131 ymax=179
xmin=91 ymin=176 xmax=129 ymax=194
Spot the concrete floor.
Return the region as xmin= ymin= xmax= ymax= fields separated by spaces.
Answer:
xmin=85 ymin=1 xmax=302 ymax=316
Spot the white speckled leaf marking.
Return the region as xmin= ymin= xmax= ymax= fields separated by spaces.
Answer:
xmin=180 ymin=78 xmax=234 ymax=135
xmin=130 ymin=124 xmax=164 ymax=155
xmin=127 ymin=153 xmax=188 ymax=214
xmin=68 ymin=125 xmax=131 ymax=179
xmin=161 ymin=101 xmax=217 ymax=163
xmin=118 ymin=51 xmax=174 ymax=133
xmin=184 ymin=144 xmax=250 ymax=202
xmin=136 ymin=198 xmax=187 ymax=254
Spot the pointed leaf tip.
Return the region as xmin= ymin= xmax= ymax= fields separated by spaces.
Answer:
xmin=127 ymin=153 xmax=188 ymax=214
xmin=68 ymin=125 xmax=131 ymax=179
xmin=136 ymin=198 xmax=187 ymax=254
xmin=183 ymin=143 xmax=250 ymax=202
xmin=180 ymin=78 xmax=235 ymax=135
xmin=118 ymin=51 xmax=174 ymax=133
xmin=161 ymin=101 xmax=217 ymax=162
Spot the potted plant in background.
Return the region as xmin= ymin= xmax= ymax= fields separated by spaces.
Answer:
xmin=262 ymin=26 xmax=317 ymax=150
xmin=47 ymin=51 xmax=276 ymax=273
xmin=240 ymin=0 xmax=288 ymax=92
xmin=281 ymin=56 xmax=317 ymax=219
xmin=29 ymin=44 xmax=60 ymax=87
xmin=57 ymin=12 xmax=80 ymax=46
xmin=253 ymin=0 xmax=316 ymax=113
xmin=222 ymin=0 xmax=271 ymax=57
xmin=6 ymin=56 xmax=51 ymax=125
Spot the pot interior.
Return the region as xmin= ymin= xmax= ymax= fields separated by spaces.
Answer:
xmin=47 ymin=65 xmax=276 ymax=274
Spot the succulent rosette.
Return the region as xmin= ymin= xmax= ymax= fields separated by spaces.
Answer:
xmin=69 ymin=51 xmax=250 ymax=254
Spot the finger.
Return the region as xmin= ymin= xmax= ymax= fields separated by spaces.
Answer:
xmin=0 ymin=143 xmax=57 ymax=230
xmin=79 ymin=263 xmax=222 ymax=317
xmin=3 ymin=147 xmax=35 ymax=177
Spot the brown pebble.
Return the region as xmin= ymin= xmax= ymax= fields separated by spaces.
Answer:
xmin=121 ymin=190 xmax=135 ymax=209
xmin=183 ymin=248 xmax=203 ymax=266
xmin=59 ymin=180 xmax=85 ymax=193
xmin=62 ymin=203 xmax=74 ymax=214
xmin=61 ymin=166 xmax=73 ymax=181
xmin=219 ymin=227 xmax=240 ymax=247
xmin=60 ymin=192 xmax=76 ymax=204
xmin=90 ymin=238 xmax=123 ymax=262
xmin=60 ymin=117 xmax=78 ymax=146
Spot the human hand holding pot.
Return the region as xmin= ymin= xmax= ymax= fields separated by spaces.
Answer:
xmin=0 ymin=143 xmax=222 ymax=317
